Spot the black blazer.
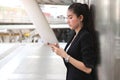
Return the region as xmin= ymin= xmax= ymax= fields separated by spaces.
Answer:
xmin=64 ymin=28 xmax=97 ymax=80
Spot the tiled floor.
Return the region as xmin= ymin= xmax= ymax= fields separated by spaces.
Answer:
xmin=0 ymin=43 xmax=67 ymax=80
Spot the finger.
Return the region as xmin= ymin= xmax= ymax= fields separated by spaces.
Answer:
xmin=51 ymin=46 xmax=55 ymax=52
xmin=48 ymin=43 xmax=55 ymax=48
xmin=54 ymin=49 xmax=57 ymax=52
xmin=54 ymin=43 xmax=59 ymax=48
xmin=47 ymin=42 xmax=50 ymax=45
xmin=51 ymin=47 xmax=55 ymax=52
xmin=52 ymin=46 xmax=58 ymax=50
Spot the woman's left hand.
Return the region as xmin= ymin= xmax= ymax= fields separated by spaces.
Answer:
xmin=47 ymin=43 xmax=68 ymax=58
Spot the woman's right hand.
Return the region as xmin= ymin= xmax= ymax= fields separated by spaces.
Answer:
xmin=47 ymin=43 xmax=59 ymax=48
xmin=47 ymin=43 xmax=68 ymax=58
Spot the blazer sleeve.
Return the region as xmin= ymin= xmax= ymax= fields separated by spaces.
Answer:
xmin=80 ymin=32 xmax=96 ymax=69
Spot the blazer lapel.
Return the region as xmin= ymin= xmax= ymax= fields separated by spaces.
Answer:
xmin=64 ymin=31 xmax=76 ymax=51
xmin=66 ymin=28 xmax=85 ymax=52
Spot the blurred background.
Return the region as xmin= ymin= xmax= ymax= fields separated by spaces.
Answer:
xmin=0 ymin=0 xmax=120 ymax=80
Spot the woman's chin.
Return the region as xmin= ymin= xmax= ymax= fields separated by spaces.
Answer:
xmin=69 ymin=26 xmax=72 ymax=29
xmin=70 ymin=27 xmax=74 ymax=30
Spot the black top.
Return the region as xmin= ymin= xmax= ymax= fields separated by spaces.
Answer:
xmin=64 ymin=28 xmax=97 ymax=80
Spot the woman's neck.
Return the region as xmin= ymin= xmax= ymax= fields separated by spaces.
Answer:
xmin=75 ymin=25 xmax=83 ymax=35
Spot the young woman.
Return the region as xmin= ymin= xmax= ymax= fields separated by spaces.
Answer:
xmin=48 ymin=3 xmax=97 ymax=80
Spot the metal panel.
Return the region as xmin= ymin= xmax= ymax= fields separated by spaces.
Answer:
xmin=111 ymin=0 xmax=120 ymax=80
xmin=95 ymin=0 xmax=120 ymax=80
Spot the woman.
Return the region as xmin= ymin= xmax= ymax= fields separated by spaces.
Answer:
xmin=48 ymin=3 xmax=97 ymax=80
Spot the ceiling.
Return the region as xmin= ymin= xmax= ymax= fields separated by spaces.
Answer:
xmin=36 ymin=0 xmax=73 ymax=5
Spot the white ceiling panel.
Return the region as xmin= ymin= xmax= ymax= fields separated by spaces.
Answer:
xmin=36 ymin=0 xmax=73 ymax=5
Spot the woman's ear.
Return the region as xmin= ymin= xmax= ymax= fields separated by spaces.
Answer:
xmin=79 ymin=15 xmax=84 ymax=21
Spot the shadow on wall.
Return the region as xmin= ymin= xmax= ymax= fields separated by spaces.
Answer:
xmin=90 ymin=4 xmax=101 ymax=80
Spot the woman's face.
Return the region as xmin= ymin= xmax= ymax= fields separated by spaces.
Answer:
xmin=67 ymin=10 xmax=81 ymax=30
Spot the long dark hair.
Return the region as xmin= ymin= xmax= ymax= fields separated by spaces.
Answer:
xmin=68 ymin=3 xmax=92 ymax=33
xmin=68 ymin=3 xmax=100 ymax=80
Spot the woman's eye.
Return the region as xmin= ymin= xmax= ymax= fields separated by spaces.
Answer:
xmin=68 ymin=16 xmax=72 ymax=19
xmin=69 ymin=17 xmax=72 ymax=19
xmin=67 ymin=16 xmax=73 ymax=19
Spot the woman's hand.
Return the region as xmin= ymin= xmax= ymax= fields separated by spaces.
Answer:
xmin=47 ymin=43 xmax=68 ymax=58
